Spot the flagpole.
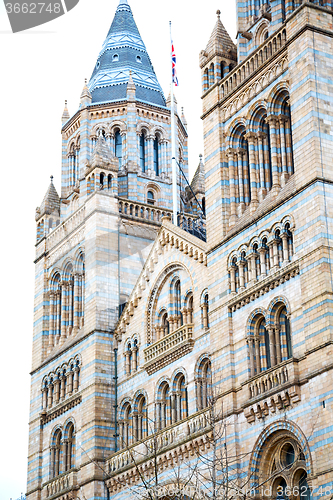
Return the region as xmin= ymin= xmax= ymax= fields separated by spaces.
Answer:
xmin=170 ymin=21 xmax=178 ymax=226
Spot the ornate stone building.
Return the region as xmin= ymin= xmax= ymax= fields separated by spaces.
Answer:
xmin=27 ymin=0 xmax=333 ymax=499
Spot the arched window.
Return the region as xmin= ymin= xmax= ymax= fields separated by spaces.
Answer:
xmin=119 ymin=403 xmax=132 ymax=449
xmin=140 ymin=131 xmax=146 ymax=172
xmin=107 ymin=174 xmax=112 ymax=190
xmin=173 ymin=374 xmax=188 ymax=422
xmin=259 ymin=318 xmax=271 ymax=370
xmin=202 ymin=197 xmax=206 ymax=216
xmin=113 ymin=53 xmax=119 ymax=62
xmin=51 ymin=429 xmax=63 ymax=478
xmin=147 ymin=190 xmax=155 ymax=205
xmin=174 ymin=279 xmax=182 ymax=324
xmin=135 ymin=395 xmax=148 ymax=441
xmin=64 ymin=423 xmax=75 ymax=471
xmin=157 ymin=382 xmax=171 ymax=430
xmin=115 ymin=130 xmax=123 ymax=168
xmin=161 ymin=312 xmax=169 ymax=338
xmin=153 ymin=137 xmax=159 ymax=175
xmin=184 ymin=293 xmax=193 ymax=324
xmin=125 ymin=342 xmax=133 ymax=376
xmin=197 ymin=358 xmax=212 ymax=410
xmin=278 ymin=306 xmax=292 ymax=360
xmin=99 ymin=172 xmax=105 ymax=189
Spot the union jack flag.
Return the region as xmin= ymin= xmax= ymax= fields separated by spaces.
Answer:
xmin=171 ymin=40 xmax=179 ymax=86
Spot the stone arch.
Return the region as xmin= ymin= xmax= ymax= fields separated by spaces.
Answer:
xmin=246 ymin=307 xmax=268 ymax=336
xmin=267 ymin=295 xmax=291 ymax=326
xmin=171 ymin=367 xmax=188 ymax=389
xmin=248 ymin=420 xmax=313 ymax=490
xmin=227 ymin=117 xmax=247 ymax=148
xmin=109 ymin=120 xmax=127 ymax=135
xmin=267 ymin=81 xmax=290 ymax=115
xmin=146 ymin=262 xmax=193 ymax=345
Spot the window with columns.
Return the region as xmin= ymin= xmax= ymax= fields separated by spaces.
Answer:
xmin=42 ymin=357 xmax=81 ymax=411
xmin=247 ymin=303 xmax=292 ymax=378
xmin=229 ymin=220 xmax=294 ymax=294
xmin=124 ymin=337 xmax=139 ymax=376
xmin=50 ymin=422 xmax=76 ymax=479
xmin=227 ymin=93 xmax=294 ymax=222
xmin=156 ymin=374 xmax=188 ymax=431
xmin=118 ymin=395 xmax=148 ymax=449
xmin=68 ymin=139 xmax=80 ymax=189
xmin=196 ymin=358 xmax=212 ymax=410
xmin=48 ymin=255 xmax=85 ymax=349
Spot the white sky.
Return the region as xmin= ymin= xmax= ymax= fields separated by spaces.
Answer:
xmin=0 ymin=1 xmax=236 ymax=497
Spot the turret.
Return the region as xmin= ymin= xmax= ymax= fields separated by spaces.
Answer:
xmin=200 ymin=10 xmax=237 ymax=94
xmin=35 ymin=176 xmax=60 ymax=241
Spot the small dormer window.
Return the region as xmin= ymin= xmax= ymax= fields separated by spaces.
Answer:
xmin=136 ymin=55 xmax=142 ymax=63
xmin=113 ymin=54 xmax=119 ymax=62
xmin=96 ymin=61 xmax=100 ymax=70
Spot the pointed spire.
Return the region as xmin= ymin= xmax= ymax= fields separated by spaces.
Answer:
xmin=205 ymin=9 xmax=236 ymax=57
xmin=88 ymin=0 xmax=165 ymax=107
xmin=36 ymin=176 xmax=60 ymax=220
xmin=127 ymin=70 xmax=136 ymax=102
xmin=190 ymin=154 xmax=205 ymax=196
xmin=80 ymin=78 xmax=92 ymax=106
xmin=62 ymin=100 xmax=70 ymax=125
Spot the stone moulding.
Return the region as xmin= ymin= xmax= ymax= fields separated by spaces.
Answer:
xmin=43 ymin=469 xmax=79 ymax=500
xmin=228 ymin=260 xmax=300 ymax=312
xmin=143 ymin=324 xmax=195 ymax=375
xmin=40 ymin=394 xmax=82 ymax=425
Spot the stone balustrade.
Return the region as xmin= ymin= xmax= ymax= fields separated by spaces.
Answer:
xmin=218 ymin=27 xmax=287 ymax=101
xmin=118 ymin=197 xmax=171 ymax=224
xmin=106 ymin=408 xmax=210 ymax=475
xmin=44 ymin=469 xmax=77 ymax=499
xmin=144 ymin=323 xmax=194 ymax=374
xmin=247 ymin=357 xmax=299 ymax=400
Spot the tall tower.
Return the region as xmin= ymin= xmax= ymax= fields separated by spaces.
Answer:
xmin=27 ymin=2 xmax=189 ymax=499
xmin=201 ymin=0 xmax=333 ymax=495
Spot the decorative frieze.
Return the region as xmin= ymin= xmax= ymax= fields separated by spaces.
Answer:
xmin=40 ymin=393 xmax=82 ymax=425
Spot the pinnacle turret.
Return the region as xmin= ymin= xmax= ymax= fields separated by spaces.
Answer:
xmin=80 ymin=79 xmax=92 ymax=106
xmin=205 ymin=9 xmax=236 ymax=57
xmin=36 ymin=176 xmax=60 ymax=221
xmin=62 ymin=100 xmax=70 ymax=124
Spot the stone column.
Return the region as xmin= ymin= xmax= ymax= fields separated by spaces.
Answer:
xmin=248 ymin=254 xmax=257 ymax=284
xmin=161 ymin=401 xmax=166 ymax=429
xmin=273 ymin=238 xmax=279 ymax=270
xmin=281 ymin=233 xmax=289 ymax=263
xmin=67 ymin=371 xmax=73 ymax=396
xmin=229 ymin=266 xmax=236 ymax=293
xmin=266 ymin=116 xmax=280 ymax=193
xmin=68 ymin=280 xmax=74 ymax=336
xmin=239 ymin=261 xmax=245 ymax=291
xmin=125 ymin=352 xmax=131 ymax=376
xmin=54 ymin=379 xmax=60 ymax=405
xmin=47 ymin=383 xmax=53 ymax=408
xmin=132 ymin=412 xmax=138 ymax=442
xmin=132 ymin=346 xmax=138 ymax=372
xmin=73 ymin=366 xmax=80 ymax=392
xmin=245 ymin=132 xmax=259 ymax=211
xmin=268 ymin=326 xmax=277 ymax=367
xmin=42 ymin=387 xmax=48 ymax=410
xmin=60 ymin=375 xmax=66 ymax=401
xmin=255 ymin=337 xmax=261 ymax=374
xmin=285 ymin=118 xmax=293 ymax=175
xmin=259 ymin=248 xmax=267 ymax=278
xmin=121 ymin=132 xmax=127 ymax=168
xmin=171 ymin=392 xmax=177 ymax=424
xmin=275 ymin=326 xmax=282 ymax=364
xmin=138 ymin=414 xmax=143 ymax=440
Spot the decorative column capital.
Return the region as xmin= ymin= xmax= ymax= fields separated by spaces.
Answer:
xmin=244 ymin=131 xmax=256 ymax=143
xmin=266 ymin=115 xmax=278 ymax=126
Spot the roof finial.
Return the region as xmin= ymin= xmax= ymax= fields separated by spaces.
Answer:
xmin=50 ymin=175 xmax=54 ymax=183
xmin=216 ymin=9 xmax=221 ymax=18
xmin=85 ymin=78 xmax=87 ymax=84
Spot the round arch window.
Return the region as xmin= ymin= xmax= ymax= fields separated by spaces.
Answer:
xmin=136 ymin=55 xmax=142 ymax=63
xmin=113 ymin=54 xmax=119 ymax=62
